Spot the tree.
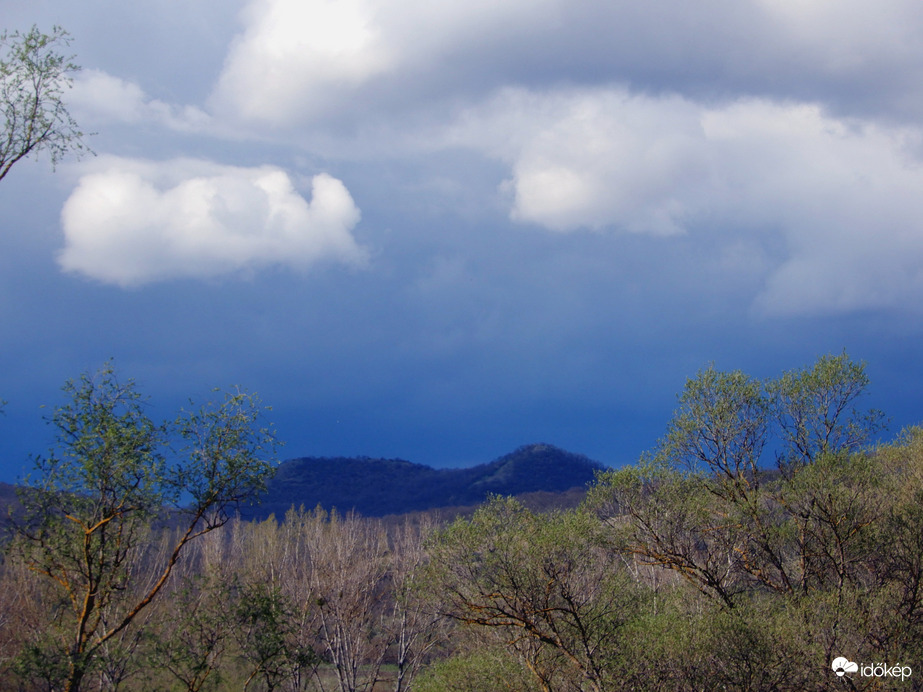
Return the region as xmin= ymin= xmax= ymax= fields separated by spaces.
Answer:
xmin=297 ymin=507 xmax=391 ymax=692
xmin=579 ymin=355 xmax=923 ymax=689
xmin=387 ymin=517 xmax=445 ymax=692
xmin=589 ymin=459 xmax=746 ymax=609
xmin=592 ymin=353 xmax=889 ymax=601
xmin=233 ymin=580 xmax=308 ymax=692
xmin=1 ymin=25 xmax=90 ymax=183
xmin=767 ymin=351 xmax=886 ymax=471
xmin=661 ymin=365 xmax=768 ymax=488
xmin=428 ymin=496 xmax=637 ymax=692
xmin=148 ymin=531 xmax=236 ymax=692
xmin=6 ymin=364 xmax=277 ymax=691
xmin=414 ymin=649 xmax=540 ymax=692
xmin=228 ymin=515 xmax=319 ymax=692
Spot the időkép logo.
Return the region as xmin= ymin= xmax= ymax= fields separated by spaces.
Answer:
xmin=832 ymin=656 xmax=912 ymax=682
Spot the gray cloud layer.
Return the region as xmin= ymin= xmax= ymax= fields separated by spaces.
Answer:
xmin=33 ymin=0 xmax=923 ymax=312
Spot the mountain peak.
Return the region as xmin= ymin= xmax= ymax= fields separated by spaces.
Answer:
xmin=244 ymin=444 xmax=606 ymax=519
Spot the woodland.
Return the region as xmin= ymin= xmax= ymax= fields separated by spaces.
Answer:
xmin=1 ymin=353 xmax=921 ymax=691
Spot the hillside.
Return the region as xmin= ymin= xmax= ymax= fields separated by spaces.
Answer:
xmin=243 ymin=443 xmax=606 ymax=519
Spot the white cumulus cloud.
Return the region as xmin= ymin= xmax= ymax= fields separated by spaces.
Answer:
xmin=51 ymin=0 xmax=923 ymax=316
xmin=70 ymin=70 xmax=211 ymax=132
xmin=443 ymin=86 xmax=923 ymax=315
xmin=58 ymin=157 xmax=366 ymax=286
xmin=210 ymin=0 xmax=392 ymax=125
xmin=442 ymin=88 xmax=716 ymax=234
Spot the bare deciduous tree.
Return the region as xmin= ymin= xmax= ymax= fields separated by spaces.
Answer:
xmin=387 ymin=517 xmax=445 ymax=692
xmin=296 ymin=508 xmax=391 ymax=692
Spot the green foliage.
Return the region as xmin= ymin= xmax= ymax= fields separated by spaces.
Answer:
xmin=428 ymin=496 xmax=641 ymax=691
xmin=1 ymin=25 xmax=91 ymax=182
xmin=148 ymin=572 xmax=232 ymax=692
xmin=173 ymin=386 xmax=278 ymax=527
xmin=5 ymin=363 xmax=277 ymax=691
xmin=768 ymin=352 xmax=886 ymax=470
xmin=655 ymin=352 xmax=883 ymax=480
xmin=8 ymin=367 xmax=168 ymax=689
xmin=234 ymin=580 xmax=316 ymax=691
xmin=662 ymin=365 xmax=768 ymax=480
xmin=11 ymin=634 xmax=71 ymax=691
xmin=414 ymin=648 xmax=540 ymax=692
xmin=2 ymin=353 xmax=921 ymax=691
xmin=576 ymin=354 xmax=923 ymax=689
xmin=589 ymin=353 xmax=889 ymax=601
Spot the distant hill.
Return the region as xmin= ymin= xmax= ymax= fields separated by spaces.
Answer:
xmin=243 ymin=443 xmax=607 ymax=519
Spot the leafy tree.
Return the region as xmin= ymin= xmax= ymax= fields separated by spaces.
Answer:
xmin=2 ymin=352 xmax=917 ymax=691
xmin=234 ymin=580 xmax=309 ymax=692
xmin=590 ymin=460 xmax=746 ymax=608
xmin=5 ymin=364 xmax=277 ymax=691
xmin=1 ymin=25 xmax=90 ymax=183
xmin=428 ymin=496 xmax=638 ymax=692
xmin=591 ymin=353 xmax=888 ymax=602
xmin=227 ymin=515 xmax=319 ymax=692
xmin=662 ymin=365 xmax=769 ymax=484
xmin=150 ymin=569 xmax=233 ymax=692
xmin=767 ymin=352 xmax=886 ymax=471
xmin=581 ymin=353 xmax=923 ymax=689
xmin=871 ymin=427 xmax=923 ymax=665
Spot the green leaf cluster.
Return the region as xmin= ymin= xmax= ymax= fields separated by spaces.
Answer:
xmin=426 ymin=353 xmax=923 ymax=690
xmin=1 ymin=24 xmax=91 ymax=182
xmin=4 ymin=363 xmax=277 ymax=691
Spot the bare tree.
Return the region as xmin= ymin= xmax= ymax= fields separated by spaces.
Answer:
xmin=295 ymin=508 xmax=390 ymax=692
xmin=387 ymin=517 xmax=445 ymax=692
xmin=229 ymin=516 xmax=319 ymax=692
xmin=148 ymin=529 xmax=236 ymax=692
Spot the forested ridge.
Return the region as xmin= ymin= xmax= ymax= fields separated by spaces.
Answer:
xmin=244 ymin=444 xmax=604 ymax=519
xmin=2 ymin=353 xmax=922 ymax=691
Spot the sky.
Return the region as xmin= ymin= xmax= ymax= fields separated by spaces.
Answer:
xmin=2 ymin=0 xmax=923 ymax=480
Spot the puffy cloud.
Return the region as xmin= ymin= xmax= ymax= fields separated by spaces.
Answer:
xmin=70 ymin=70 xmax=211 ymax=132
xmin=442 ymin=87 xmax=923 ymax=314
xmin=58 ymin=157 xmax=366 ymax=286
xmin=441 ymin=87 xmax=723 ymax=234
xmin=462 ymin=89 xmax=711 ymax=234
xmin=52 ymin=0 xmax=923 ymax=317
xmin=210 ymin=0 xmax=393 ymax=125
xmin=207 ymin=0 xmax=566 ymax=129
